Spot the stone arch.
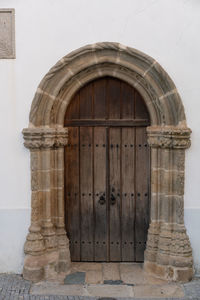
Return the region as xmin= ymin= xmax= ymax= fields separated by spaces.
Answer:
xmin=30 ymin=43 xmax=185 ymax=127
xmin=23 ymin=42 xmax=193 ymax=282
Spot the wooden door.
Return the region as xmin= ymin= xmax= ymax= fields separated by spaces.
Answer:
xmin=64 ymin=77 xmax=150 ymax=262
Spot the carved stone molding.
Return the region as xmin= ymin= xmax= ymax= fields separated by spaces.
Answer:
xmin=23 ymin=128 xmax=68 ymax=149
xmin=29 ymin=42 xmax=186 ymax=127
xmin=147 ymin=126 xmax=191 ymax=149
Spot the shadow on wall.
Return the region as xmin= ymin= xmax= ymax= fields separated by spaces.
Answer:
xmin=0 ymin=208 xmax=31 ymax=273
xmin=185 ymin=208 xmax=200 ymax=276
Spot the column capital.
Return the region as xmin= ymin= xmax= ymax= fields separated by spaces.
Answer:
xmin=22 ymin=127 xmax=68 ymax=150
xmin=147 ymin=126 xmax=191 ymax=149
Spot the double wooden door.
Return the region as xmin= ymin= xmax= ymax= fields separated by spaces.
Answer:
xmin=64 ymin=77 xmax=150 ymax=262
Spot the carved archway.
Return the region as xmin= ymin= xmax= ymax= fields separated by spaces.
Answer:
xmin=23 ymin=42 xmax=193 ymax=282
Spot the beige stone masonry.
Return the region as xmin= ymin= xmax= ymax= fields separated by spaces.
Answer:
xmin=23 ymin=42 xmax=193 ymax=282
xmin=0 ymin=9 xmax=15 ymax=59
xmin=23 ymin=128 xmax=70 ymax=281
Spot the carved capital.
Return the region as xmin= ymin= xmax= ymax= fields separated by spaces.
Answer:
xmin=54 ymin=129 xmax=69 ymax=147
xmin=22 ymin=128 xmax=68 ymax=150
xmin=147 ymin=126 xmax=191 ymax=149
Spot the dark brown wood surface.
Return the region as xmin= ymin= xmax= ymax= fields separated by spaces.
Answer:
xmin=109 ymin=127 xmax=121 ymax=261
xmin=135 ymin=127 xmax=150 ymax=261
xmin=121 ymin=127 xmax=135 ymax=261
xmin=65 ymin=127 xmax=80 ymax=261
xmin=94 ymin=127 xmax=107 ymax=261
xmin=64 ymin=77 xmax=150 ymax=262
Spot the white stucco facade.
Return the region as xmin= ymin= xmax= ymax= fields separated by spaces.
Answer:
xmin=0 ymin=0 xmax=200 ymax=274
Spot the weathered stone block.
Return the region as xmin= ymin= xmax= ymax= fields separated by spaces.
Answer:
xmin=31 ymin=171 xmax=40 ymax=191
xmin=173 ymin=149 xmax=185 ymax=171
xmin=56 ymin=148 xmax=65 ymax=169
xmin=146 ymin=62 xmax=176 ymax=99
xmin=30 ymin=150 xmax=41 ymax=171
xmin=0 ymin=9 xmax=15 ymax=59
xmin=40 ymin=149 xmax=51 ymax=170
xmin=150 ymin=193 xmax=159 ymax=220
xmin=23 ymin=266 xmax=44 ymax=282
xmin=174 ymin=267 xmax=193 ymax=282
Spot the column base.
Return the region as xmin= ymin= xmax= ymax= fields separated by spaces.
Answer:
xmin=58 ymin=248 xmax=71 ymax=272
xmin=144 ymin=261 xmax=193 ymax=282
xmin=56 ymin=226 xmax=71 ymax=273
xmin=144 ymin=222 xmax=194 ymax=282
xmin=23 ymin=248 xmax=71 ymax=282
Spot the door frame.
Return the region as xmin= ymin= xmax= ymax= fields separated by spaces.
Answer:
xmin=22 ymin=42 xmax=193 ymax=282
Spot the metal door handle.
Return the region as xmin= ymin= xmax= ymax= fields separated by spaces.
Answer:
xmin=99 ymin=195 xmax=106 ymax=205
xmin=110 ymin=194 xmax=116 ymax=205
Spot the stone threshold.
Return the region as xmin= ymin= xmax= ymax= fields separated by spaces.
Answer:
xmin=30 ymin=282 xmax=184 ymax=298
xmin=30 ymin=263 xmax=184 ymax=298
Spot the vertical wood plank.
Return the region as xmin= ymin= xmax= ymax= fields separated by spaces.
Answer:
xmin=94 ymin=127 xmax=107 ymax=261
xmin=135 ymin=90 xmax=149 ymax=120
xmin=135 ymin=127 xmax=150 ymax=261
xmin=79 ymin=83 xmax=93 ymax=119
xmin=121 ymin=82 xmax=134 ymax=119
xmin=65 ymin=127 xmax=80 ymax=261
xmin=65 ymin=93 xmax=80 ymax=120
xmin=109 ymin=127 xmax=121 ymax=261
xmin=80 ymin=127 xmax=94 ymax=260
xmin=121 ymin=127 xmax=135 ymax=261
xmin=93 ymin=78 xmax=106 ymax=119
xmin=107 ymin=78 xmax=121 ymax=119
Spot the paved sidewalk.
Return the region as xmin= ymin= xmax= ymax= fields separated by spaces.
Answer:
xmin=0 ymin=273 xmax=200 ymax=300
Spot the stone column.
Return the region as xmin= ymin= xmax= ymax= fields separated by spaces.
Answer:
xmin=54 ymin=131 xmax=71 ymax=272
xmin=144 ymin=126 xmax=193 ymax=282
xmin=22 ymin=127 xmax=70 ymax=282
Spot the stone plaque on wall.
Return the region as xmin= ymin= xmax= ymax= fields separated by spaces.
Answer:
xmin=0 ymin=9 xmax=15 ymax=58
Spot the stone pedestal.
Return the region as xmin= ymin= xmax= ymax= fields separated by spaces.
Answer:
xmin=23 ymin=128 xmax=70 ymax=282
xmin=144 ymin=126 xmax=193 ymax=282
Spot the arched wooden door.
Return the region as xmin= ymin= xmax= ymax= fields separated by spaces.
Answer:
xmin=64 ymin=77 xmax=150 ymax=262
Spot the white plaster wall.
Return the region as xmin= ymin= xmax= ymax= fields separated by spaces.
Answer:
xmin=0 ymin=0 xmax=200 ymax=274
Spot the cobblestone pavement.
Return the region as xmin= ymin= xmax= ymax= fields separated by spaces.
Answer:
xmin=0 ymin=274 xmax=200 ymax=300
